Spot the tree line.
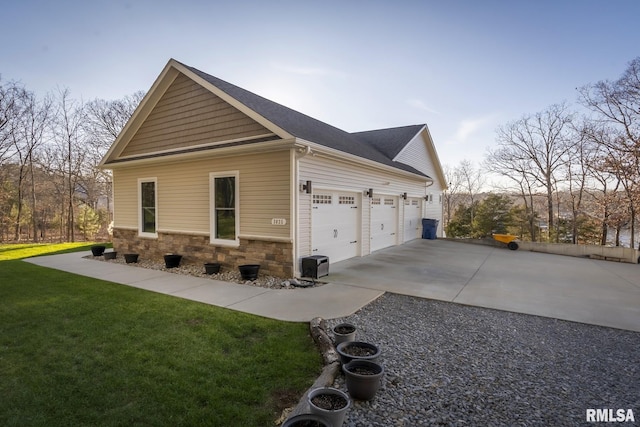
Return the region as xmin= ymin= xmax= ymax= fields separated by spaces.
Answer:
xmin=0 ymin=78 xmax=143 ymax=242
xmin=2 ymin=57 xmax=639 ymax=247
xmin=444 ymin=57 xmax=640 ymax=248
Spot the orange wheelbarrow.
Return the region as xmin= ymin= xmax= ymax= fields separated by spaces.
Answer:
xmin=492 ymin=234 xmax=519 ymax=250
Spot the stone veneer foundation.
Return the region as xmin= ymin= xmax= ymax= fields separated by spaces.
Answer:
xmin=112 ymin=228 xmax=294 ymax=277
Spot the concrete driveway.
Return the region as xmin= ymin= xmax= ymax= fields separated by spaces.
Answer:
xmin=326 ymin=239 xmax=640 ymax=332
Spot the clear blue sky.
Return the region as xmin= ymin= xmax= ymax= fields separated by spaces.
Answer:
xmin=2 ymin=0 xmax=639 ymax=175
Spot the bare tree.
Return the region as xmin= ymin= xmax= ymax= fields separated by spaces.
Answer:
xmin=488 ymin=103 xmax=575 ymax=241
xmin=50 ymin=88 xmax=87 ymax=241
xmin=579 ymin=57 xmax=640 ymax=248
xmin=456 ymin=159 xmax=485 ymax=227
xmin=564 ymin=120 xmax=594 ymax=244
xmin=442 ymin=164 xmax=462 ymax=229
xmin=84 ymin=91 xmax=144 ymax=222
xmin=0 ymin=78 xmax=21 ymax=165
xmin=8 ymin=87 xmax=52 ymax=241
xmin=485 ymin=147 xmax=540 ymax=240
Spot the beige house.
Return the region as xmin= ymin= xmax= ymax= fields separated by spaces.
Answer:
xmin=100 ymin=59 xmax=447 ymax=277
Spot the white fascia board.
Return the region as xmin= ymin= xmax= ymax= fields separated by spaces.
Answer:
xmin=392 ymin=124 xmax=426 ymax=161
xmin=103 ymin=138 xmax=297 ymax=169
xmin=421 ymin=124 xmax=447 ymax=189
xmin=392 ymin=125 xmax=446 ymax=190
xmin=294 ymin=138 xmax=432 ymax=183
xmin=98 ymin=62 xmax=181 ymax=168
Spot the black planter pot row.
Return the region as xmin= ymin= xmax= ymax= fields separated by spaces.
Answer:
xmin=283 ymin=325 xmax=385 ymax=427
xmin=92 ymin=247 xmax=261 ymax=278
xmin=336 ymin=340 xmax=384 ymax=401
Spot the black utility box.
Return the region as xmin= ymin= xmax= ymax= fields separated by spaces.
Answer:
xmin=301 ymin=255 xmax=330 ymax=279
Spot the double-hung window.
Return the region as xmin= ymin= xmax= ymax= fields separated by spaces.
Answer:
xmin=139 ymin=178 xmax=157 ymax=237
xmin=210 ymin=172 xmax=239 ymax=245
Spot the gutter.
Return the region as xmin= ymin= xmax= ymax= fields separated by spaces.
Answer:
xmin=294 ymin=139 xmax=432 ymax=182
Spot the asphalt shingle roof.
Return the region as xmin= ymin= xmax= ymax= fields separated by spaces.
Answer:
xmin=352 ymin=125 xmax=426 ymax=159
xmin=181 ymin=62 xmax=429 ymax=179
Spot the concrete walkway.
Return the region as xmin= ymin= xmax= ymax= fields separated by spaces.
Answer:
xmin=24 ymin=239 xmax=640 ymax=331
xmin=23 ymin=252 xmax=383 ymax=322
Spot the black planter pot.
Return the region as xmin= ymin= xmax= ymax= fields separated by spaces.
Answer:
xmin=282 ymin=413 xmax=331 ymax=427
xmin=164 ymin=254 xmax=182 ymax=268
xmin=342 ymin=359 xmax=385 ymax=401
xmin=336 ymin=341 xmax=381 ymax=365
xmin=238 ymin=264 xmax=260 ymax=281
xmin=204 ymin=263 xmax=221 ymax=275
xmin=103 ymin=251 xmax=117 ymax=260
xmin=91 ymin=245 xmax=106 ymax=256
xmin=124 ymin=253 xmax=139 ymax=264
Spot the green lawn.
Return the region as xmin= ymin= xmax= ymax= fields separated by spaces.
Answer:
xmin=0 ymin=244 xmax=321 ymax=426
xmin=0 ymin=242 xmax=112 ymax=260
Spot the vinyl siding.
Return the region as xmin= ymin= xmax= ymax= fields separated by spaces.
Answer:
xmin=112 ymin=150 xmax=291 ymax=238
xmin=424 ymin=185 xmax=444 ymax=236
xmin=395 ymin=133 xmax=440 ymax=179
xmin=120 ymin=73 xmax=272 ymax=157
xmin=396 ymin=133 xmax=444 ymax=235
xmin=297 ymin=192 xmax=312 ymax=256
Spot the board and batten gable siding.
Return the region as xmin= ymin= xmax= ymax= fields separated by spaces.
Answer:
xmin=112 ymin=150 xmax=291 ymax=239
xmin=120 ymin=73 xmax=273 ymax=158
xmin=298 ymin=155 xmax=427 ymax=259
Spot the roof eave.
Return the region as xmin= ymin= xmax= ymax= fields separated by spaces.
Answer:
xmin=294 ymin=138 xmax=432 ymax=182
xmin=102 ymin=138 xmax=296 ymax=169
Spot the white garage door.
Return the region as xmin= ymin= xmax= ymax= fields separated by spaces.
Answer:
xmin=403 ymin=198 xmax=422 ymax=242
xmin=371 ymin=196 xmax=398 ymax=252
xmin=311 ymin=191 xmax=360 ymax=263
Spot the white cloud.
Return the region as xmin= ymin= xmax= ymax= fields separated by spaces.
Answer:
xmin=452 ymin=114 xmax=500 ymax=143
xmin=406 ymin=98 xmax=440 ymax=115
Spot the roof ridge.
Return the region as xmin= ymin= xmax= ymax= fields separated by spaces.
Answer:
xmin=351 ymin=124 xmax=425 ymax=135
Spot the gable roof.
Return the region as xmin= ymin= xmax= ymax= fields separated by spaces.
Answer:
xmin=101 ymin=59 xmax=437 ymax=181
xmin=352 ymin=125 xmax=426 ymax=159
xmin=180 ymin=61 xmax=428 ymax=178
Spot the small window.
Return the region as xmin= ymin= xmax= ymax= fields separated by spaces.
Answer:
xmin=404 ymin=199 xmax=410 ymax=205
xmin=384 ymin=198 xmax=394 ymax=206
xmin=313 ymin=194 xmax=332 ymax=204
xmin=139 ymin=178 xmax=157 ymax=237
xmin=411 ymin=199 xmax=419 ymax=206
xmin=210 ymin=172 xmax=239 ymax=245
xmin=339 ymin=196 xmax=355 ymax=205
xmin=371 ymin=198 xmax=381 ymax=205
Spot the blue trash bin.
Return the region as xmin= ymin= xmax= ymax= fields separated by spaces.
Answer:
xmin=421 ymin=218 xmax=439 ymax=240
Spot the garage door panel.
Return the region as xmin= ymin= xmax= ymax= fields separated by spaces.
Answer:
xmin=403 ymin=198 xmax=422 ymax=242
xmin=371 ymin=196 xmax=398 ymax=252
xmin=312 ymin=192 xmax=360 ymax=263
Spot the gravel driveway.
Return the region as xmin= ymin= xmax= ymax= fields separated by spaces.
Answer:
xmin=326 ymin=293 xmax=639 ymax=427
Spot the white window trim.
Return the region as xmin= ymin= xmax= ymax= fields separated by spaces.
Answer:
xmin=138 ymin=177 xmax=158 ymax=238
xmin=210 ymin=171 xmax=240 ymax=247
